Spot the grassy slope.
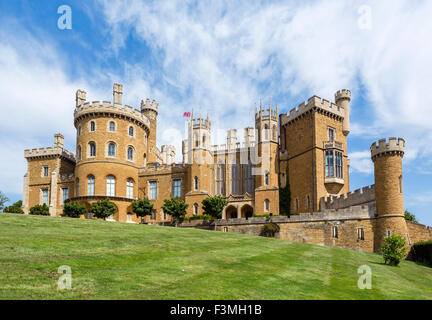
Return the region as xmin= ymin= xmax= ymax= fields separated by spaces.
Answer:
xmin=0 ymin=214 xmax=431 ymax=300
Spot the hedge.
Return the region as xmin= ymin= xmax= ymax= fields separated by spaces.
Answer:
xmin=411 ymin=240 xmax=432 ymax=267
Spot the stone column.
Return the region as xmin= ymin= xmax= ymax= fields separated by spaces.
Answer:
xmin=22 ymin=172 xmax=29 ymax=214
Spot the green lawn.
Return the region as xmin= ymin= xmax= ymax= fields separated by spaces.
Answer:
xmin=0 ymin=213 xmax=431 ymax=300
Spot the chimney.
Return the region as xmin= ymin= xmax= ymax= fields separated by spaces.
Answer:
xmin=113 ymin=83 xmax=123 ymax=106
xmin=76 ymin=89 xmax=86 ymax=107
xmin=244 ymin=127 xmax=254 ymax=147
xmin=54 ymin=133 xmax=64 ymax=149
xmin=227 ymin=129 xmax=237 ymax=150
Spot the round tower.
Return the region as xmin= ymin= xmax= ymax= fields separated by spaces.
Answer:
xmin=371 ymin=137 xmax=408 ymax=252
xmin=141 ymin=98 xmax=158 ymax=163
xmin=335 ymin=89 xmax=351 ymax=136
xmin=72 ymin=83 xmax=150 ymax=222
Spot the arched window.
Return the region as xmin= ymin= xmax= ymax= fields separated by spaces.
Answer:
xmin=265 ymin=171 xmax=269 ymax=186
xmin=127 ymin=146 xmax=134 ymax=161
xmin=106 ymin=175 xmax=115 ymax=196
xmin=109 ymin=121 xmax=115 ymax=132
xmin=264 ymin=199 xmax=270 ymax=212
xmin=129 ymin=126 xmax=134 ymax=137
xmin=76 ymin=178 xmax=80 ymax=196
xmin=108 ymin=143 xmax=116 ymax=157
xmin=87 ymin=175 xmax=95 ymax=196
xmin=89 ymin=142 xmax=96 ymax=157
xmin=90 ymin=121 xmax=95 ymax=132
xmin=194 ymin=176 xmax=199 ymax=190
xmin=194 ymin=203 xmax=199 ymax=215
xmin=126 ymin=178 xmax=134 ymax=198
xmin=77 ymin=146 xmax=81 ymax=160
xmin=78 ymin=126 xmax=82 ymax=136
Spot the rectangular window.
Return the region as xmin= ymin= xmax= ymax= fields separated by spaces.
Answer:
xmin=335 ymin=151 xmax=343 ymax=178
xmin=43 ymin=166 xmax=49 ymax=177
xmin=244 ymin=164 xmax=254 ymax=194
xmin=163 ymin=211 xmax=167 ymax=220
xmin=42 ymin=189 xmax=49 ymax=205
xmin=325 ymin=151 xmax=335 ymax=177
xmin=172 ymin=179 xmax=181 ymax=198
xmin=149 ymin=181 xmax=157 ymax=200
xmin=357 ymin=227 xmax=364 ymax=241
xmin=62 ymin=188 xmax=69 ymax=203
xmin=328 ymin=128 xmax=335 ymax=142
xmin=386 ymin=230 xmax=392 ymax=237
xmin=332 ymin=226 xmax=338 ymax=239
xmin=231 ymin=165 xmax=239 ymax=194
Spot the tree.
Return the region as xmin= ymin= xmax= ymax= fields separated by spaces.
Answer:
xmin=202 ymin=195 xmax=229 ymax=219
xmin=279 ymin=165 xmax=291 ymax=216
xmin=90 ymin=199 xmax=116 ymax=220
xmin=29 ymin=204 xmax=50 ymax=216
xmin=404 ymin=209 xmax=417 ymax=223
xmin=63 ymin=201 xmax=86 ymax=218
xmin=381 ymin=234 xmax=407 ymax=266
xmin=0 ymin=191 xmax=9 ymax=212
xmin=4 ymin=200 xmax=24 ymax=214
xmin=161 ymin=198 xmax=189 ymax=226
xmin=132 ymin=197 xmax=154 ymax=223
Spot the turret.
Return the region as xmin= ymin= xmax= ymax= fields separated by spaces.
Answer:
xmin=76 ymin=89 xmax=86 ymax=107
xmin=141 ymin=98 xmax=159 ymax=163
xmin=371 ymin=137 xmax=408 ymax=252
xmin=335 ymin=89 xmax=351 ymax=136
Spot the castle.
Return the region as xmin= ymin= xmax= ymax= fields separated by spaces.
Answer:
xmin=22 ymin=83 xmax=431 ymax=253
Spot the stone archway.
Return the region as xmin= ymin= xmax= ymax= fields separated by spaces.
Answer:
xmin=225 ymin=205 xmax=238 ymax=219
xmin=241 ymin=204 xmax=253 ymax=219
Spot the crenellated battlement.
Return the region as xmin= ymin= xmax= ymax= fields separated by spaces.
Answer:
xmin=280 ymin=95 xmax=345 ymax=126
xmin=335 ymin=89 xmax=351 ymax=102
xmin=139 ymin=163 xmax=189 ymax=174
xmin=371 ymin=137 xmax=405 ymax=159
xmin=255 ymin=106 xmax=278 ymax=121
xmin=320 ymin=185 xmax=375 ymax=211
xmin=140 ymin=98 xmax=158 ymax=114
xmin=74 ymin=101 xmax=150 ymax=132
xmin=24 ymin=147 xmax=75 ymax=162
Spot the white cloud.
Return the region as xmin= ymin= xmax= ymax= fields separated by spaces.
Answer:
xmin=349 ymin=151 xmax=373 ymax=174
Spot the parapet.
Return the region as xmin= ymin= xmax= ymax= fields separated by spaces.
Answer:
xmin=140 ymin=98 xmax=158 ymax=114
xmin=280 ymin=95 xmax=345 ymax=126
xmin=139 ymin=163 xmax=188 ymax=175
xmin=74 ymin=101 xmax=150 ymax=132
xmin=319 ymin=185 xmax=375 ymax=211
xmin=370 ymin=137 xmax=405 ymax=160
xmin=24 ymin=147 xmax=76 ymax=163
xmin=335 ymin=89 xmax=351 ymax=102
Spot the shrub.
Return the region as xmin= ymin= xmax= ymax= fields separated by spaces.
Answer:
xmin=261 ymin=222 xmax=280 ymax=237
xmin=90 ymin=199 xmax=116 ymax=220
xmin=29 ymin=204 xmax=50 ymax=216
xmin=161 ymin=198 xmax=188 ymax=226
xmin=63 ymin=201 xmax=86 ymax=218
xmin=202 ymin=196 xmax=229 ymax=219
xmin=411 ymin=240 xmax=432 ymax=267
xmin=132 ymin=198 xmax=154 ymax=223
xmin=4 ymin=200 xmax=24 ymax=214
xmin=381 ymin=234 xmax=407 ymax=266
xmin=186 ymin=214 xmax=213 ymax=222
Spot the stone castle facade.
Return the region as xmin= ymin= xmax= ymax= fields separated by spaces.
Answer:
xmin=22 ymin=83 xmax=431 ymax=253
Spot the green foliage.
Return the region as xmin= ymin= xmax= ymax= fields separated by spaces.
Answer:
xmin=381 ymin=234 xmax=407 ymax=266
xmin=411 ymin=240 xmax=432 ymax=267
xmin=161 ymin=198 xmax=188 ymax=225
xmin=29 ymin=204 xmax=50 ymax=216
xmin=186 ymin=214 xmax=214 ymax=222
xmin=63 ymin=201 xmax=86 ymax=218
xmin=132 ymin=198 xmax=154 ymax=223
xmin=202 ymin=195 xmax=229 ymax=219
xmin=0 ymin=191 xmax=9 ymax=212
xmin=404 ymin=209 xmax=418 ymax=223
xmin=261 ymin=222 xmax=280 ymax=237
xmin=4 ymin=200 xmax=24 ymax=214
xmin=90 ymin=199 xmax=116 ymax=220
xmin=279 ymin=165 xmax=291 ymax=216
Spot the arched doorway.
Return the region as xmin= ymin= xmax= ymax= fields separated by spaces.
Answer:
xmin=241 ymin=204 xmax=253 ymax=219
xmin=225 ymin=205 xmax=238 ymax=219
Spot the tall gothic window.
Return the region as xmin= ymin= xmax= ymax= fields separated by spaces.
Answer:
xmin=172 ymin=179 xmax=181 ymax=198
xmin=127 ymin=146 xmax=134 ymax=161
xmin=77 ymin=146 xmax=82 ymax=161
xmin=244 ymin=163 xmax=254 ymax=194
xmin=106 ymin=175 xmax=116 ymax=196
xmin=87 ymin=175 xmax=95 ymax=196
xmin=216 ymin=164 xmax=225 ymax=195
xmin=231 ymin=165 xmax=239 ymax=195
xmin=265 ymin=171 xmax=269 ymax=186
xmin=126 ymin=178 xmax=134 ymax=198
xmin=90 ymin=121 xmax=95 ymax=132
xmin=194 ymin=176 xmax=199 ymax=190
xmin=89 ymin=142 xmax=96 ymax=157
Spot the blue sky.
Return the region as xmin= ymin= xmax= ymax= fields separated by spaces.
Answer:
xmin=0 ymin=0 xmax=431 ymax=225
